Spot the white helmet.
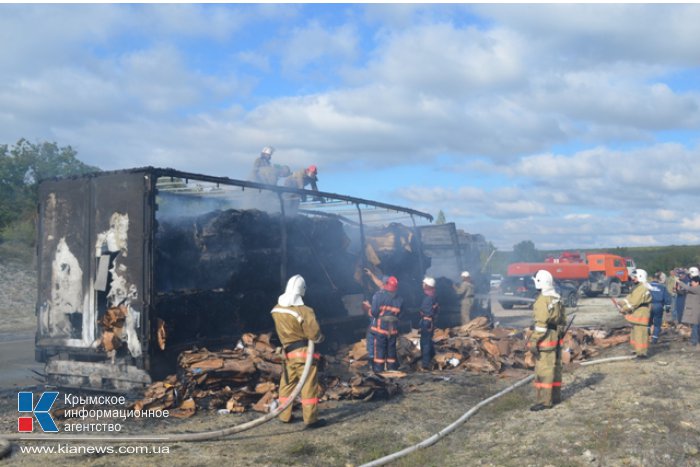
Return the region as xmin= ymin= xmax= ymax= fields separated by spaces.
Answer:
xmin=423 ymin=276 xmax=436 ymax=288
xmin=633 ymin=269 xmax=648 ymax=283
xmin=278 ymin=274 xmax=306 ymax=306
xmin=261 ymin=146 xmax=275 ymax=156
xmin=689 ymin=266 xmax=700 ymax=278
xmin=460 ymin=271 xmax=470 ymax=278
xmin=533 ymin=270 xmax=554 ymax=290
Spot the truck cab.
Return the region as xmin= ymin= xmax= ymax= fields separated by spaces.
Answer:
xmin=584 ymin=253 xmax=629 ymax=297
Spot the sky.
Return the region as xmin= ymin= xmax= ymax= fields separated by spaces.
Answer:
xmin=1 ymin=3 xmax=700 ymax=251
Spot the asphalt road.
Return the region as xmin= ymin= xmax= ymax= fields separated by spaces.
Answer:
xmin=0 ymin=331 xmax=43 ymax=392
xmin=490 ymin=292 xmax=628 ymax=329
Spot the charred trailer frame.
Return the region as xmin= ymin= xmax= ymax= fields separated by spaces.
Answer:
xmin=35 ymin=167 xmax=444 ymax=391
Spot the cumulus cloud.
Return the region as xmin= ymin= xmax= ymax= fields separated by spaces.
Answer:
xmin=1 ymin=4 xmax=700 ymax=250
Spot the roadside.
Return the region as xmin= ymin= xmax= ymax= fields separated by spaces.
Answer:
xmin=2 ymin=261 xmax=699 ymax=466
xmin=0 ymin=259 xmax=36 ymax=333
xmin=2 ymin=332 xmax=698 ymax=466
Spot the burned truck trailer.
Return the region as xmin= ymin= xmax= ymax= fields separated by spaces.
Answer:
xmin=35 ymin=167 xmax=489 ymax=390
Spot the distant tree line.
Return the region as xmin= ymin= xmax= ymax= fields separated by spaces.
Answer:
xmin=0 ymin=139 xmax=99 ymax=248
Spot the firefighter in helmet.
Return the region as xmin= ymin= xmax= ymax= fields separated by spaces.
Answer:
xmin=250 ymin=146 xmax=275 ymax=182
xmin=419 ymin=276 xmax=439 ymax=370
xmin=284 ymin=165 xmax=322 ymax=201
xmin=615 ymin=269 xmax=652 ymax=358
xmin=271 ymin=275 xmax=326 ymax=428
xmin=453 ymin=271 xmax=474 ymax=324
xmin=529 ymin=269 xmax=567 ymax=411
xmin=369 ymin=276 xmax=403 ymax=372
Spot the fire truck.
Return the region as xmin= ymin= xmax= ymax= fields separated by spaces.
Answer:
xmin=507 ymin=252 xmax=635 ymax=298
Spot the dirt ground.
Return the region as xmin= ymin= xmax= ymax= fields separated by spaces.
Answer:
xmin=2 ymin=272 xmax=700 ymax=466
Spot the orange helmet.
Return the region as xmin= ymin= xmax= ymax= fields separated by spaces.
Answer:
xmin=307 ymin=165 xmax=318 ymax=176
xmin=384 ymin=276 xmax=398 ymax=292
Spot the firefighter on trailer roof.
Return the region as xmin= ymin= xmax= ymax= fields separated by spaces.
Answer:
xmin=284 ymin=165 xmax=322 ymax=201
xmin=249 ymin=146 xmax=274 ymax=182
xmin=270 ymin=275 xmax=327 ymax=429
xmin=529 ymin=269 xmax=567 ymax=411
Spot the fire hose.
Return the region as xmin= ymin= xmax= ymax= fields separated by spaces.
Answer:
xmin=359 ymin=354 xmax=636 ymax=467
xmin=0 ymin=340 xmax=314 ymax=449
xmin=1 ymin=348 xmax=636 ymax=464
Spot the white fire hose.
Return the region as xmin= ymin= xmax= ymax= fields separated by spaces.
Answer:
xmin=359 ymin=354 xmax=636 ymax=467
xmin=1 ymin=348 xmax=636 ymax=464
xmin=0 ymin=340 xmax=314 ymax=448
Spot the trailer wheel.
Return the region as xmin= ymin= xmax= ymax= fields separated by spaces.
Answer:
xmin=565 ymin=292 xmax=578 ymax=308
xmin=609 ymin=281 xmax=622 ymax=298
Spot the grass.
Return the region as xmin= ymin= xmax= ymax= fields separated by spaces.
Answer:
xmin=483 ymin=388 xmax=530 ymax=415
xmin=345 ymin=431 xmax=401 ymax=464
xmin=0 ymin=240 xmax=34 ymax=263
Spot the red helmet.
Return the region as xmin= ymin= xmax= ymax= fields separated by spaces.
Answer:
xmin=384 ymin=276 xmax=398 ymax=292
xmin=307 ymin=165 xmax=318 ymax=175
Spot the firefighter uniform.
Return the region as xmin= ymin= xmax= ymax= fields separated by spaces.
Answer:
xmin=454 ymin=278 xmax=474 ymax=324
xmin=271 ymin=276 xmax=324 ymax=426
xmin=529 ymin=293 xmax=566 ymax=409
xmin=419 ymin=286 xmax=439 ymax=369
xmin=370 ymin=288 xmax=403 ymax=372
xmin=619 ymin=281 xmax=652 ymax=357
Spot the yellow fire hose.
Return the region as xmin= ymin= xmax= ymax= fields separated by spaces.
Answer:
xmin=0 ymin=340 xmax=314 ymax=449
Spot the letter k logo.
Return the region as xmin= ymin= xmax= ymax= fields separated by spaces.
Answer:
xmin=18 ymin=392 xmax=59 ymax=433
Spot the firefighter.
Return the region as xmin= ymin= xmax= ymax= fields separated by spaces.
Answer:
xmin=271 ymin=275 xmax=326 ymax=428
xmin=419 ymin=276 xmax=439 ymax=370
xmin=453 ymin=271 xmax=474 ymax=324
xmin=648 ymin=272 xmax=672 ymax=344
xmin=257 ymin=164 xmax=291 ymax=186
xmin=369 ymin=276 xmax=403 ymax=372
xmin=615 ymin=269 xmax=652 ymax=358
xmin=528 ymin=269 xmax=566 ymax=411
xmin=249 ymin=146 xmax=274 ymax=182
xmin=284 ymin=165 xmax=321 ymax=201
xmin=362 ymin=268 xmax=386 ymax=370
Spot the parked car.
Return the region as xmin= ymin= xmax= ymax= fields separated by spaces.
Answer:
xmin=498 ymin=275 xmax=578 ymax=309
xmin=489 ymin=273 xmax=503 ymax=289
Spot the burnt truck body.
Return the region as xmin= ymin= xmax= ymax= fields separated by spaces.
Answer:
xmin=35 ymin=167 xmax=490 ymax=390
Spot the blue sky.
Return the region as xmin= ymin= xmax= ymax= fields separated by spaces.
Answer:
xmin=2 ymin=4 xmax=700 ymax=250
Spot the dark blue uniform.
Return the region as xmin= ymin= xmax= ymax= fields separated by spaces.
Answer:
xmin=675 ymin=275 xmax=690 ymax=323
xmin=369 ymin=289 xmax=403 ymax=372
xmin=419 ymin=293 xmax=439 ymax=369
xmin=649 ymin=281 xmax=671 ymax=343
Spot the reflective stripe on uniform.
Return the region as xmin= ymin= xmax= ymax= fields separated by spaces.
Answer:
xmin=271 ymin=307 xmax=304 ymax=323
xmin=286 ymin=351 xmax=320 ymax=360
xmin=537 ymin=339 xmax=564 ymax=349
xmin=630 ymin=339 xmax=649 ymax=350
xmin=379 ymin=305 xmax=401 ymax=315
xmin=534 ymin=326 xmax=548 ymax=333
xmin=534 ymin=382 xmax=562 ymax=389
xmin=301 ymin=398 xmax=318 ymax=406
xmin=625 ymin=314 xmax=649 ymax=325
